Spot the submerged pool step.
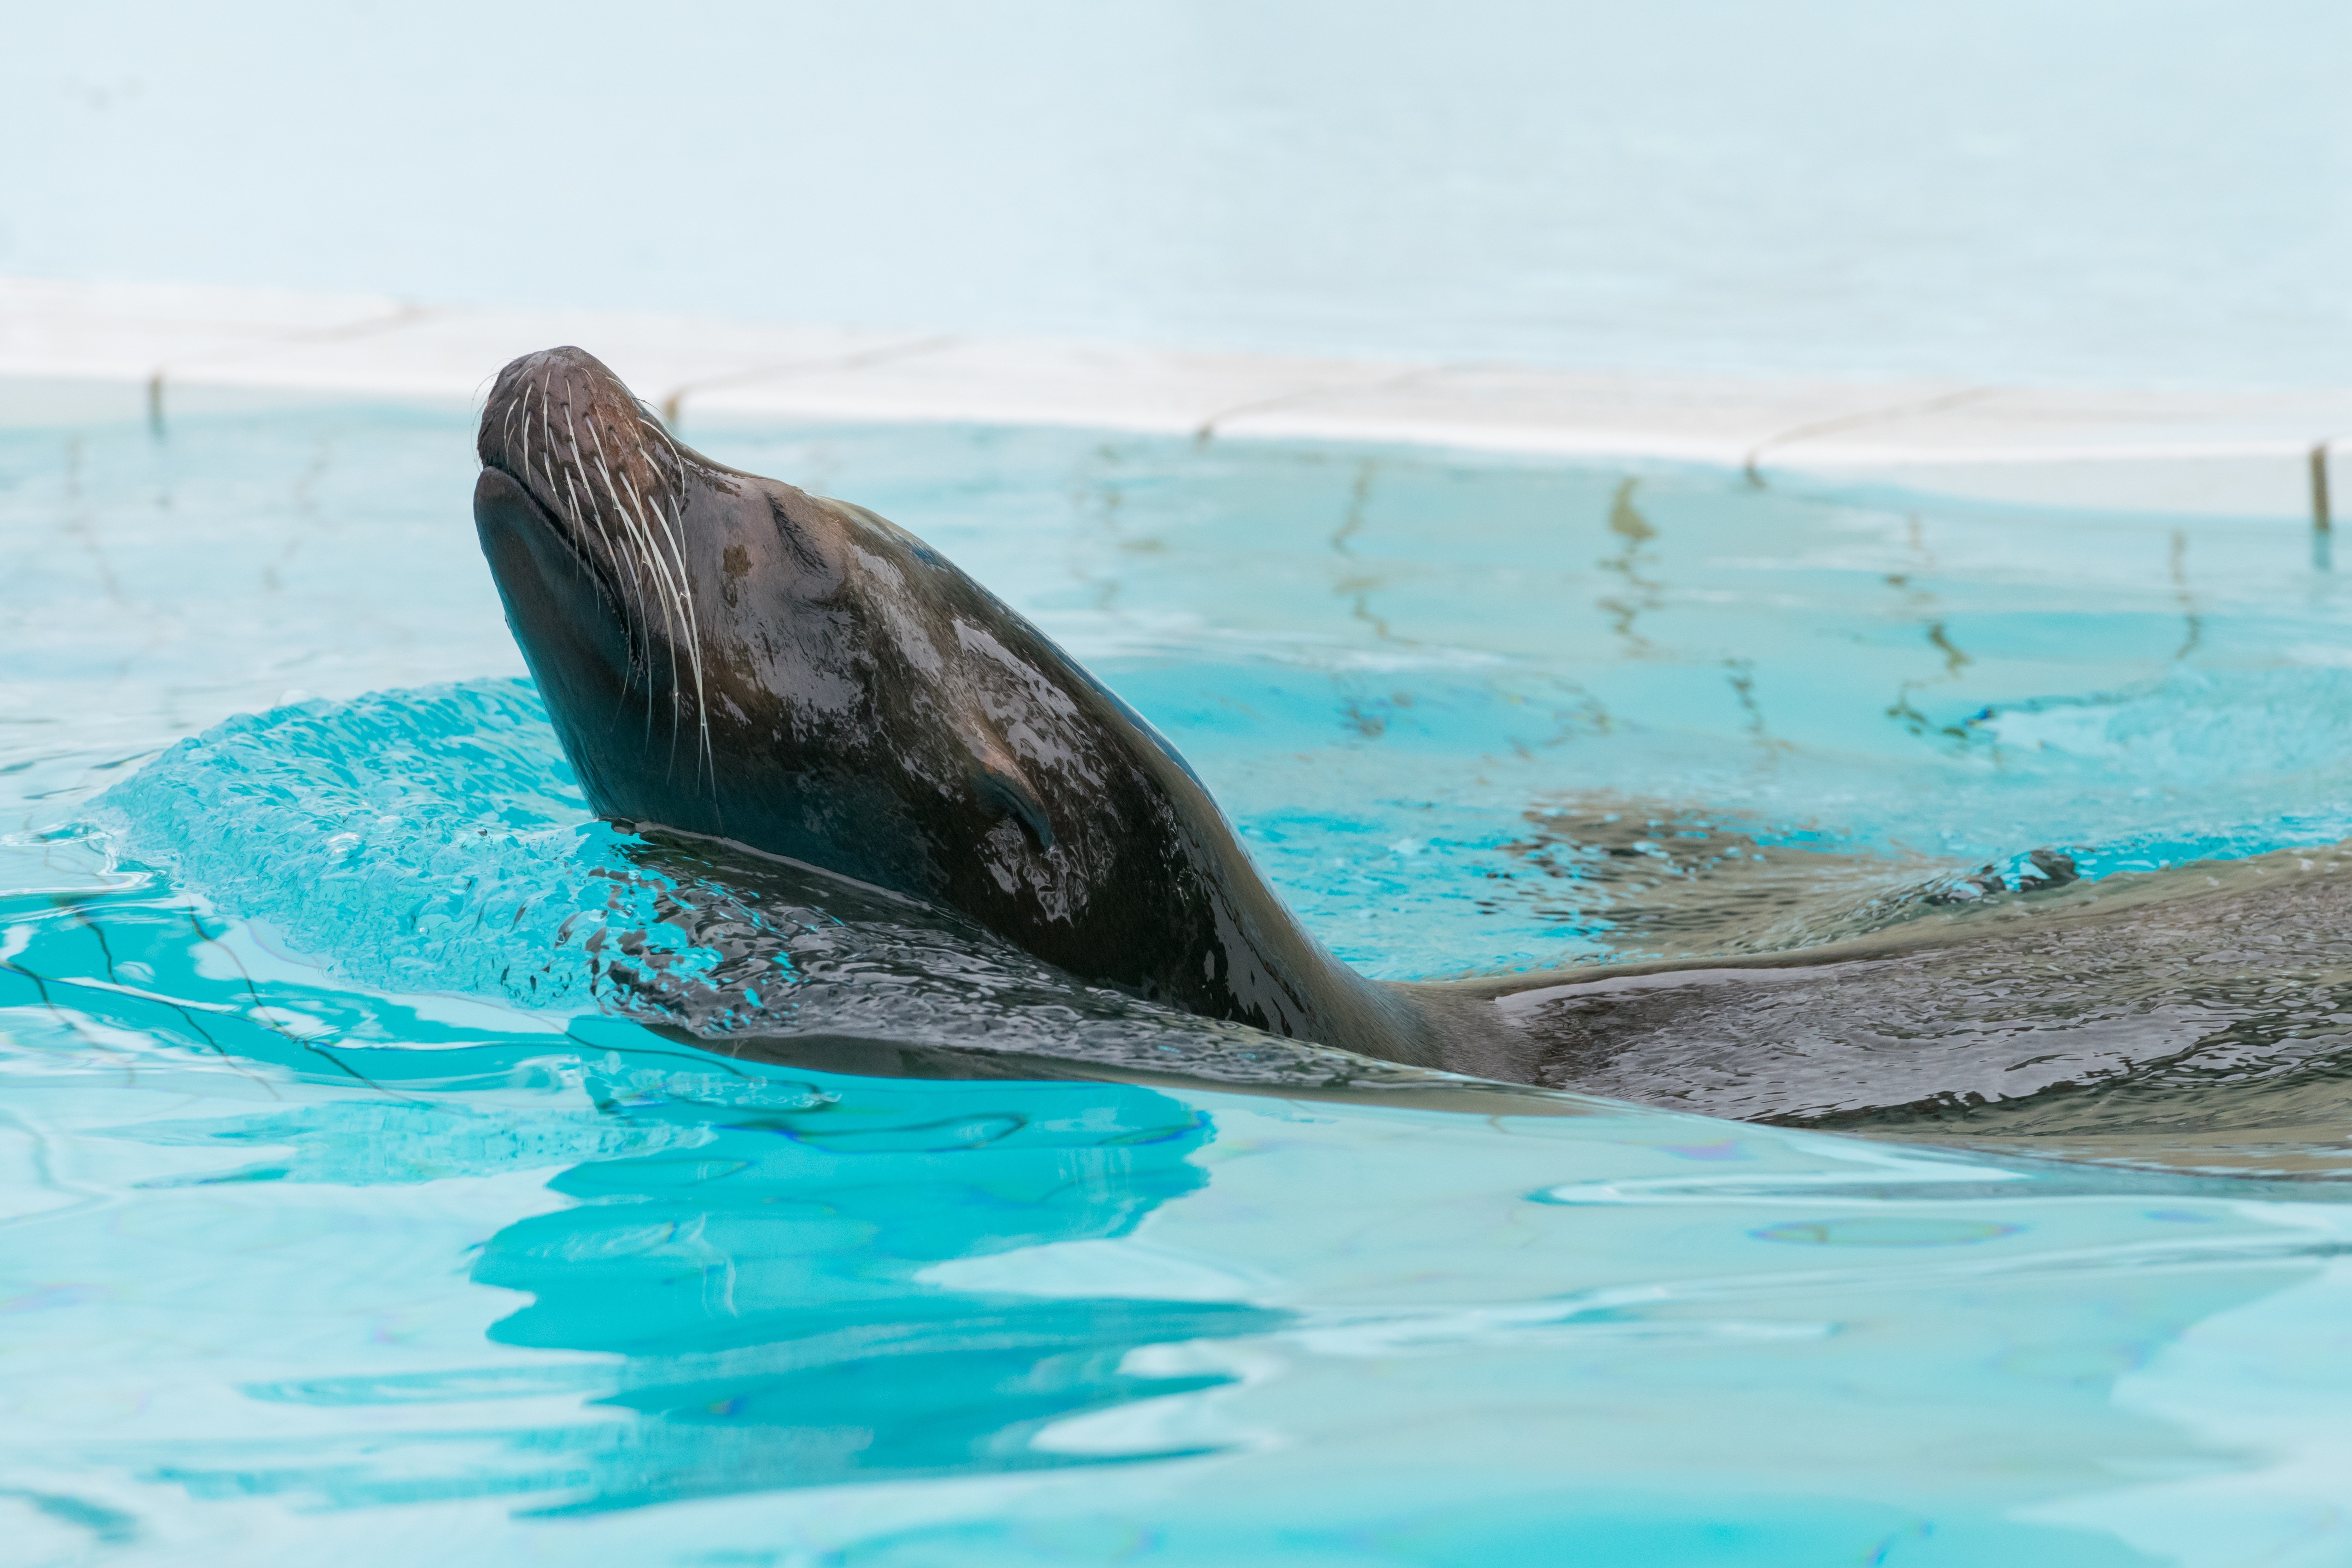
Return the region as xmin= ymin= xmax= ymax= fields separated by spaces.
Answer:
xmin=5 ymin=274 xmax=2349 ymax=524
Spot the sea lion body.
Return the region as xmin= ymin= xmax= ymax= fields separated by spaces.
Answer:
xmin=475 ymin=346 xmax=2349 ymax=1134
xmin=473 ymin=347 xmax=1495 ymax=1071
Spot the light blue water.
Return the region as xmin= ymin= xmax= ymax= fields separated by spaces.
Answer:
xmin=9 ymin=396 xmax=2352 ymax=1562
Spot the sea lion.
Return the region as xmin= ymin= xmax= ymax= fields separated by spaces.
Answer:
xmin=472 ymin=346 xmax=1508 ymax=1076
xmin=473 ymin=346 xmax=2352 ymax=1133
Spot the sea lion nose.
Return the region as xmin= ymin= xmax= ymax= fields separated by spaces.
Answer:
xmin=479 ymin=346 xmax=633 ymax=465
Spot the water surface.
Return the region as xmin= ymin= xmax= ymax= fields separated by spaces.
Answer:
xmin=6 ymin=397 xmax=2352 ymax=1562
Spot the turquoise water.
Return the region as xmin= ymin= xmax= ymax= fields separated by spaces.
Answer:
xmin=8 ymin=395 xmax=2352 ymax=1562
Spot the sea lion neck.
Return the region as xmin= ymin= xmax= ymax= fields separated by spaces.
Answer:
xmin=472 ymin=344 xmax=1467 ymax=1061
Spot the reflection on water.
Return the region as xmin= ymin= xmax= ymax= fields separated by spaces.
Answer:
xmin=7 ymin=923 xmax=2343 ymax=1562
xmin=1597 ymin=477 xmax=1662 ymax=659
xmin=138 ymin=1068 xmax=1278 ymax=1516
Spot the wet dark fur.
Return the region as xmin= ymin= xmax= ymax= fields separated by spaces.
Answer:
xmin=477 ymin=347 xmax=2352 ymax=1153
xmin=475 ymin=348 xmax=1447 ymax=1064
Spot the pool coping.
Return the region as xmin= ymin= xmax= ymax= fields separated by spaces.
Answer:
xmin=6 ymin=274 xmax=2350 ymax=524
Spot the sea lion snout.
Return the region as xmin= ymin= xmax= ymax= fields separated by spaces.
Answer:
xmin=477 ymin=346 xmax=726 ymax=802
xmin=478 ymin=347 xmax=677 ymax=530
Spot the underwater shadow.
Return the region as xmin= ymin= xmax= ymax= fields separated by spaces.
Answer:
xmin=147 ymin=1059 xmax=1286 ymax=1516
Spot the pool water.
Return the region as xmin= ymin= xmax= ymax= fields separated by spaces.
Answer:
xmin=6 ymin=394 xmax=2352 ymax=1563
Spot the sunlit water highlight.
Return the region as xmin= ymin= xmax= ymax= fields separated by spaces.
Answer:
xmin=6 ymin=394 xmax=2352 ymax=1563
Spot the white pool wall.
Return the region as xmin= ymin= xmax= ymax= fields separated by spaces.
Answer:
xmin=6 ymin=276 xmax=2352 ymax=524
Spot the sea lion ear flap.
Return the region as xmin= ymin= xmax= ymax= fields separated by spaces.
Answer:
xmin=975 ymin=758 xmax=1056 ymax=851
xmin=962 ymin=731 xmax=1056 ymax=851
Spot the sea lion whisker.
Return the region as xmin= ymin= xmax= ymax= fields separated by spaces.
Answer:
xmin=623 ymin=444 xmax=695 ymax=673
xmin=568 ymin=405 xmax=656 ymax=695
xmin=628 ymin=442 xmax=699 ymax=628
xmin=533 ymin=376 xmax=585 ymax=589
xmin=610 ymin=465 xmax=689 ymax=721
xmin=648 ymin=482 xmax=717 ymax=794
xmin=545 ymin=391 xmax=637 ymax=699
xmin=638 ymin=414 xmax=691 ymax=488
xmin=562 ymin=463 xmax=645 ymax=723
xmin=598 ymin=465 xmax=666 ymax=722
xmin=585 ymin=423 xmax=682 ymax=745
xmin=518 ymin=379 xmax=537 ymax=503
xmin=515 ymin=379 xmax=596 ymax=601
xmin=620 ymin=419 xmax=716 ymax=795
xmin=557 ymin=465 xmax=618 ymax=607
xmin=619 ymin=424 xmax=710 ymax=787
xmin=630 ymin=413 xmax=693 ymax=504
xmin=613 ymin=464 xmax=691 ymax=777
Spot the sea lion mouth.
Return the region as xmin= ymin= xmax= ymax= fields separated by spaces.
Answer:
xmin=477 ymin=346 xmax=716 ymax=783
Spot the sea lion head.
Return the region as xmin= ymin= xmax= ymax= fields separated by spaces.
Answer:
xmin=473 ymin=346 xmax=1322 ymax=1022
